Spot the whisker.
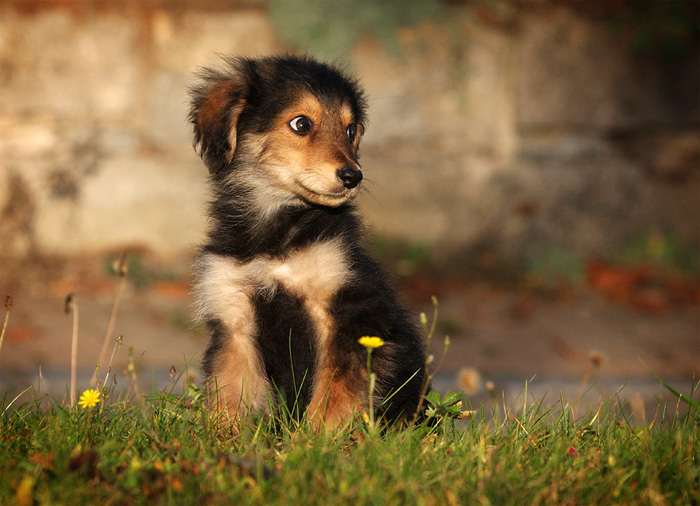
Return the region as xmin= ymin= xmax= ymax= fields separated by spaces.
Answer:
xmin=359 ymin=186 xmax=380 ymax=205
xmin=362 ymin=176 xmax=385 ymax=192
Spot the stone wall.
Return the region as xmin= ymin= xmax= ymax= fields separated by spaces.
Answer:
xmin=1 ymin=1 xmax=698 ymax=261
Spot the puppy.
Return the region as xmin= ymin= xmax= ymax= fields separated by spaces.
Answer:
xmin=189 ymin=55 xmax=429 ymax=427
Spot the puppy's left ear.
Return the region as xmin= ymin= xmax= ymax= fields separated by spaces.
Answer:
xmin=189 ymin=63 xmax=250 ymax=175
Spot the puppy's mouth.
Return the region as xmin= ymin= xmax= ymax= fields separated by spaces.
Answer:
xmin=295 ymin=180 xmax=360 ymax=207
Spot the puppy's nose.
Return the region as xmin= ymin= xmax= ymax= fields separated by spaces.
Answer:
xmin=337 ymin=166 xmax=363 ymax=189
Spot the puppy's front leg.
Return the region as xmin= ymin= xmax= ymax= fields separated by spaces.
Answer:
xmin=307 ymin=362 xmax=363 ymax=429
xmin=207 ymin=331 xmax=271 ymax=423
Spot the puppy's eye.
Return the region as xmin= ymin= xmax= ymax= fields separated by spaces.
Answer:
xmin=347 ymin=124 xmax=356 ymax=142
xmin=289 ymin=116 xmax=313 ymax=135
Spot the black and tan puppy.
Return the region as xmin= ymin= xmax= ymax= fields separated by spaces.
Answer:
xmin=190 ymin=55 xmax=428 ymax=427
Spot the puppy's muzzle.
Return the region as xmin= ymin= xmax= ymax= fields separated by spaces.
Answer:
xmin=337 ymin=166 xmax=363 ymax=189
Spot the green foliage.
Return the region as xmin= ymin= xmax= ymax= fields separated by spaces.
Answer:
xmin=367 ymin=235 xmax=432 ymax=278
xmin=524 ymin=245 xmax=585 ymax=292
xmin=268 ymin=0 xmax=443 ymax=59
xmin=423 ymin=391 xmax=465 ymax=425
xmin=652 ymin=372 xmax=700 ymax=414
xmin=103 ymin=251 xmax=186 ymax=290
xmin=1 ymin=383 xmax=698 ymax=506
xmin=614 ymin=232 xmax=700 ymax=278
xmin=103 ymin=251 xmax=149 ymax=289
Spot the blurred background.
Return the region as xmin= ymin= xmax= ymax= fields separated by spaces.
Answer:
xmin=1 ymin=0 xmax=698 ymax=416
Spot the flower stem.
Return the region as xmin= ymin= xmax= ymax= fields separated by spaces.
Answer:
xmin=366 ymin=348 xmax=375 ymax=427
xmin=65 ymin=294 xmax=79 ymax=408
xmin=0 ymin=296 xmax=12 ymax=371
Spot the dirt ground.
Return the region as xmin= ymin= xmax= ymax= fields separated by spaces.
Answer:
xmin=1 ymin=255 xmax=698 ymax=413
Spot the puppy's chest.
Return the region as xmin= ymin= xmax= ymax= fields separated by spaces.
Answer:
xmin=257 ymin=240 xmax=349 ymax=307
xmin=197 ymin=240 xmax=350 ymax=327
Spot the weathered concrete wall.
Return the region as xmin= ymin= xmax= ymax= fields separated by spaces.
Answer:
xmin=1 ymin=2 xmax=698 ymax=260
xmin=0 ymin=4 xmax=278 ymax=257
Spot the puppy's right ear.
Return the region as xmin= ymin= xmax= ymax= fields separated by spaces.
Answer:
xmin=189 ymin=62 xmax=250 ymax=175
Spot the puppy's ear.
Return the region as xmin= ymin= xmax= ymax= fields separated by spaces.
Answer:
xmin=189 ymin=63 xmax=250 ymax=175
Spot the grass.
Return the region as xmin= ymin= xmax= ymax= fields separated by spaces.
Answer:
xmin=1 ymin=378 xmax=697 ymax=506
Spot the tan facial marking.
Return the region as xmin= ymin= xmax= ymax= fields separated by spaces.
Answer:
xmin=339 ymin=103 xmax=354 ymax=135
xmin=252 ymin=93 xmax=362 ymax=207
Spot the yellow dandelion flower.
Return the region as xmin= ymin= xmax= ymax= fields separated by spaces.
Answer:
xmin=358 ymin=336 xmax=384 ymax=349
xmin=78 ymin=389 xmax=101 ymax=409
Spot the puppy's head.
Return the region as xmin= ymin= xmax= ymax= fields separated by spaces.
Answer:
xmin=190 ymin=56 xmax=367 ymax=208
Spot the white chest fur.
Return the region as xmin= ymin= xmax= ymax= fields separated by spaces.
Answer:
xmin=194 ymin=238 xmax=350 ymax=322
